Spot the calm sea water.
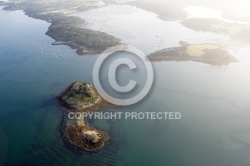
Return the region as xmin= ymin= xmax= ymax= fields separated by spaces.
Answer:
xmin=72 ymin=5 xmax=230 ymax=54
xmin=1 ymin=6 xmax=250 ymax=166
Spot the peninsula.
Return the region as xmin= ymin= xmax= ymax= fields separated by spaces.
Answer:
xmin=3 ymin=0 xmax=121 ymax=55
xmin=148 ymin=42 xmax=237 ymax=66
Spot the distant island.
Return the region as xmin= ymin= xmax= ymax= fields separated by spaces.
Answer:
xmin=147 ymin=17 xmax=250 ymax=65
xmin=3 ymin=0 xmax=241 ymax=66
xmin=182 ymin=18 xmax=250 ymax=44
xmin=57 ymin=82 xmax=113 ymax=152
xmin=127 ymin=1 xmax=187 ymax=21
xmin=0 ymin=1 xmax=5 ymax=6
xmin=148 ymin=42 xmax=237 ymax=66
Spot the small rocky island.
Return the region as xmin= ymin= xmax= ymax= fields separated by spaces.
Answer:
xmin=57 ymin=82 xmax=113 ymax=152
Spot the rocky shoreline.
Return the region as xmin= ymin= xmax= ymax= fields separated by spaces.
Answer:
xmin=56 ymin=82 xmax=113 ymax=152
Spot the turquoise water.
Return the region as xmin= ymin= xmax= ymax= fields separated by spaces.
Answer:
xmin=0 ymin=10 xmax=109 ymax=166
xmin=1 ymin=8 xmax=250 ymax=166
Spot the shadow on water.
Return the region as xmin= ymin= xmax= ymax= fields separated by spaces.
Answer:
xmin=0 ymin=128 xmax=8 ymax=166
xmin=38 ymin=97 xmax=57 ymax=109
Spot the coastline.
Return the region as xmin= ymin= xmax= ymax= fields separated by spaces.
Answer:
xmin=2 ymin=1 xmax=118 ymax=152
xmin=3 ymin=1 xmax=121 ymax=56
xmin=148 ymin=42 xmax=238 ymax=66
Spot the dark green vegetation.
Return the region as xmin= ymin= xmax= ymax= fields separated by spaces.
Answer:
xmin=57 ymin=82 xmax=98 ymax=110
xmin=63 ymin=82 xmax=98 ymax=107
xmin=46 ymin=15 xmax=120 ymax=55
xmin=4 ymin=0 xmax=121 ymax=55
xmin=57 ymin=82 xmax=113 ymax=111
